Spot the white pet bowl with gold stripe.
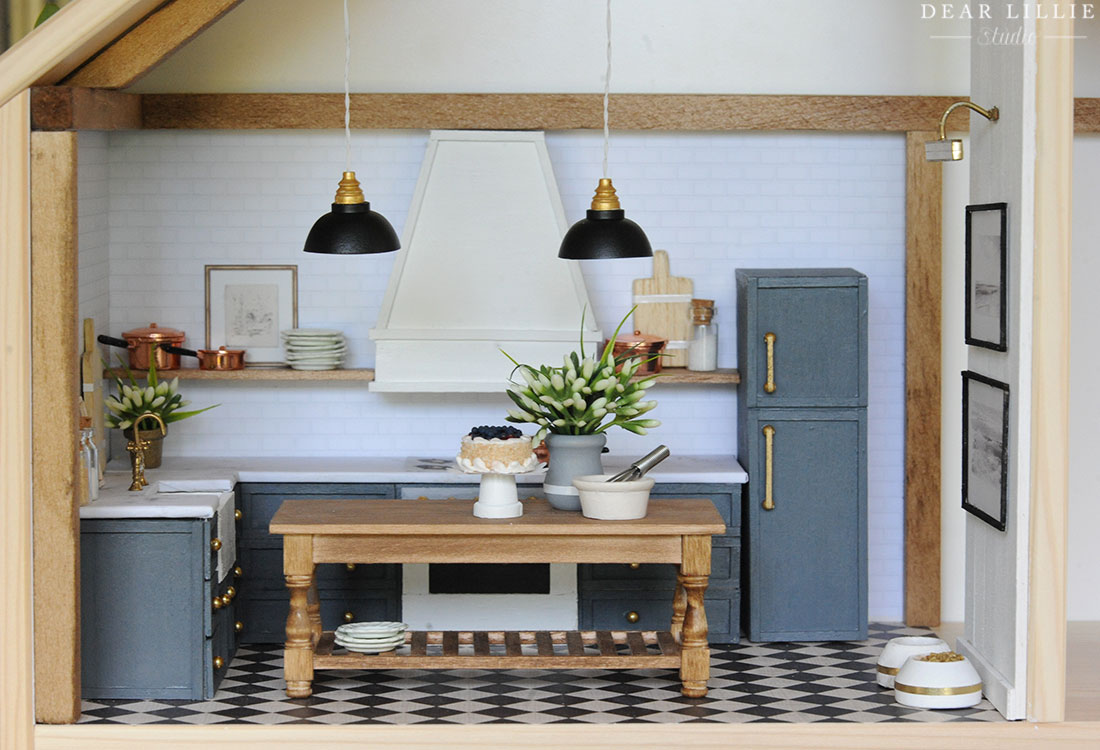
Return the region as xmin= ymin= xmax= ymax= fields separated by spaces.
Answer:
xmin=894 ymin=651 xmax=983 ymax=709
xmin=875 ymin=635 xmax=948 ymax=688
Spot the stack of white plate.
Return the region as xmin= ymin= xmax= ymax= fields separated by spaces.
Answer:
xmin=281 ymin=329 xmax=346 ymax=371
xmin=334 ymin=621 xmax=408 ymax=654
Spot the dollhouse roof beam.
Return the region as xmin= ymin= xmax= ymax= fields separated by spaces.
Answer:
xmin=30 ymin=87 xmax=141 ymax=130
xmin=0 ymin=0 xmax=164 ymax=109
xmin=61 ymin=0 xmax=243 ymax=90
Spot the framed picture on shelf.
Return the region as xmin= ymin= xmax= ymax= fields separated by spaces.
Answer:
xmin=965 ymin=202 xmax=1008 ymax=351
xmin=205 ymin=264 xmax=298 ymax=366
xmin=961 ymin=370 xmax=1009 ymax=532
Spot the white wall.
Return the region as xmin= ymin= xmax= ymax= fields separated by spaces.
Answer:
xmin=132 ymin=0 xmax=969 ymax=96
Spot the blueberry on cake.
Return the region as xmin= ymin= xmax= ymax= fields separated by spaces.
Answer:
xmin=457 ymin=425 xmax=539 ymax=473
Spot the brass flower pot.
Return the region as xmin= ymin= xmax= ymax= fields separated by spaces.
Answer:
xmin=122 ymin=425 xmax=167 ymax=469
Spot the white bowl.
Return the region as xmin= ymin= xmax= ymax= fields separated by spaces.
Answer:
xmin=876 ymin=635 xmax=948 ymax=688
xmin=894 ymin=651 xmax=983 ymax=709
xmin=572 ymin=474 xmax=655 ymax=520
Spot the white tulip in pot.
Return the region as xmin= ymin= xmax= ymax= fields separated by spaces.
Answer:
xmin=502 ymin=309 xmax=661 ymax=511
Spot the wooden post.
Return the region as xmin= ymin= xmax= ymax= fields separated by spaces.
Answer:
xmin=0 ymin=88 xmax=34 ymax=750
xmin=904 ymin=130 xmax=943 ymax=627
xmin=283 ymin=535 xmax=315 ymax=698
xmin=678 ymin=535 xmax=711 ymax=698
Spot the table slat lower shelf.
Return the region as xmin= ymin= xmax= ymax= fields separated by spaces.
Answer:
xmin=313 ymin=630 xmax=682 ymax=670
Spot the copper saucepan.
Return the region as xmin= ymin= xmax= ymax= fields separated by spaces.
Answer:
xmin=195 ymin=346 xmax=246 ymax=371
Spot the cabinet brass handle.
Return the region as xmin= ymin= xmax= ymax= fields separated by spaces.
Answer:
xmin=210 ymin=538 xmax=222 ymax=551
xmin=626 ymin=611 xmax=640 ymax=624
xmin=763 ymin=424 xmax=776 ymax=510
xmin=234 ymin=509 xmax=242 ymax=521
xmin=346 ymin=563 xmax=356 ymax=571
xmin=764 ymin=332 xmax=777 ymax=393
xmin=213 ymin=656 xmax=224 ymax=670
xmin=628 ymin=563 xmax=640 ymax=570
xmin=235 ymin=621 xmax=244 ymax=634
xmin=344 ymin=611 xmax=355 ymax=623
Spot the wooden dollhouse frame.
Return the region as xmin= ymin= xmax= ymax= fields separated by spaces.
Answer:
xmin=0 ymin=1 xmax=1082 ymax=746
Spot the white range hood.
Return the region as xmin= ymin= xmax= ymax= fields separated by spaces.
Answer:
xmin=370 ymin=131 xmax=601 ymax=392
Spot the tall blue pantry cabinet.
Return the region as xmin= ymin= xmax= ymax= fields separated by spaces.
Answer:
xmin=736 ymin=269 xmax=868 ymax=641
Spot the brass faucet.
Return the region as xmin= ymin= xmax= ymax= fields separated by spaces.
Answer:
xmin=127 ymin=412 xmax=166 ymax=491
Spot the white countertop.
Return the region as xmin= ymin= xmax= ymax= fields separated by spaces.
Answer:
xmin=84 ymin=454 xmax=746 ymax=520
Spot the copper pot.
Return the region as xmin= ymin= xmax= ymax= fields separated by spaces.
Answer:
xmin=608 ymin=330 xmax=668 ymax=374
xmin=197 ymin=346 xmax=246 ymax=371
xmin=121 ymin=323 xmax=186 ymax=371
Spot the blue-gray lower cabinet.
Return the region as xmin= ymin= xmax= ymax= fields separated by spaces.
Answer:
xmin=236 ymin=483 xmax=400 ymax=643
xmin=81 ymin=514 xmax=237 ymax=699
xmin=737 ymin=268 xmax=868 ymax=643
xmin=577 ymin=484 xmax=741 ymax=644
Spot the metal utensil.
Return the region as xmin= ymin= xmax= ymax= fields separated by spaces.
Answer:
xmin=606 ymin=445 xmax=670 ymax=482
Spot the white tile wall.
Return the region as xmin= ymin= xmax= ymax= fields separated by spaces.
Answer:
xmin=99 ymin=129 xmax=905 ymax=619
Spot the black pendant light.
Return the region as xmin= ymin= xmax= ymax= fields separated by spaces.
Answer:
xmin=304 ymin=0 xmax=399 ymax=255
xmin=558 ymin=0 xmax=651 ymax=261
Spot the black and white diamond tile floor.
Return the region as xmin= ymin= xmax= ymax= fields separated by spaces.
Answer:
xmin=78 ymin=624 xmax=1005 ymax=724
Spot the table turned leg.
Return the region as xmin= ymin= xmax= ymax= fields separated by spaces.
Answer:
xmin=670 ymin=577 xmax=686 ymax=642
xmin=679 ymin=535 xmax=712 ymax=698
xmin=306 ymin=578 xmax=322 ymax=643
xmin=283 ymin=535 xmax=315 ymax=698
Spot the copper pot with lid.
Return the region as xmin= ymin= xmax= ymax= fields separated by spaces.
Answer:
xmin=607 ymin=330 xmax=668 ymax=374
xmin=120 ymin=323 xmax=187 ymax=371
xmin=196 ymin=346 xmax=246 ymax=371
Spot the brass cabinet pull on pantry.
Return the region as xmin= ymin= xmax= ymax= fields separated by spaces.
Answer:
xmin=763 ymin=424 xmax=776 ymax=510
xmin=764 ymin=332 xmax=777 ymax=393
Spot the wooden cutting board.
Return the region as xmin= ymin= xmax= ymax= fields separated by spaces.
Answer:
xmin=631 ymin=250 xmax=693 ymax=367
xmin=81 ymin=318 xmax=106 ymax=479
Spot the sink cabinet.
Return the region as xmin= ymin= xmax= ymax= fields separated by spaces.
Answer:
xmin=80 ymin=503 xmax=239 ymax=699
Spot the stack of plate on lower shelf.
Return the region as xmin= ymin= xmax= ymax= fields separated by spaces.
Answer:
xmin=334 ymin=621 xmax=409 ymax=653
xmin=281 ymin=329 xmax=346 ymax=371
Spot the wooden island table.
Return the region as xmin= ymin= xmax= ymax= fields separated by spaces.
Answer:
xmin=269 ymin=497 xmax=726 ymax=698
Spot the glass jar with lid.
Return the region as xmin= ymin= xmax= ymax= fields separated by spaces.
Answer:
xmin=687 ymin=298 xmax=717 ymax=371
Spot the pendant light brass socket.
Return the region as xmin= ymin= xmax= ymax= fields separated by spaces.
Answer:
xmin=334 ymin=171 xmax=366 ymax=205
xmin=590 ymin=177 xmax=622 ymax=211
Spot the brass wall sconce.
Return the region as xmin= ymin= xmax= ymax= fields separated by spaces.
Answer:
xmin=925 ymin=101 xmax=1000 ymax=162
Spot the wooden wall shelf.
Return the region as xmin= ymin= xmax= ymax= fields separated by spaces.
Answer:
xmin=104 ymin=367 xmax=740 ymax=385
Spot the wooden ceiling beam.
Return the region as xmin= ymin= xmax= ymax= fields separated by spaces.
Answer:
xmin=141 ymin=93 xmax=971 ymax=132
xmin=30 ymin=87 xmax=141 ymax=130
xmin=62 ymin=0 xmax=243 ymax=89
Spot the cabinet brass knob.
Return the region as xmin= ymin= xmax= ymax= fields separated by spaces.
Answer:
xmin=417 ymin=496 xmax=428 ymax=501
xmin=225 ymin=586 xmax=236 ymax=600
xmin=626 ymin=611 xmax=640 ymax=624
xmin=628 ymin=563 xmax=641 ymax=570
xmin=212 ymin=596 xmax=223 ymax=611
xmin=210 ymin=538 xmax=222 ymax=551
xmin=527 ymin=496 xmax=537 ymax=502
xmin=213 ymin=656 xmax=224 ymax=670
xmin=234 ymin=509 xmax=242 ymax=521
xmin=764 ymin=332 xmax=777 ymax=393
xmin=234 ymin=566 xmax=243 ymax=578
xmin=344 ymin=611 xmax=355 ymax=622
xmin=220 ymin=595 xmax=231 ymax=607
xmin=346 ymin=563 xmax=356 ymax=571
xmin=235 ymin=621 xmax=244 ymax=634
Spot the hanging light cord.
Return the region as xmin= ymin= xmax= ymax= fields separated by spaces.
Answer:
xmin=602 ymin=0 xmax=611 ymax=179
xmin=343 ymin=0 xmax=352 ymax=173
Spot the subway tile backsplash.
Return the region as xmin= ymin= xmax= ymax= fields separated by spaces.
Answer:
xmin=79 ymin=129 xmax=905 ymax=619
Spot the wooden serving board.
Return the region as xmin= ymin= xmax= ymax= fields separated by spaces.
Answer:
xmin=632 ymin=250 xmax=693 ymax=367
xmin=81 ymin=318 xmax=106 ymax=480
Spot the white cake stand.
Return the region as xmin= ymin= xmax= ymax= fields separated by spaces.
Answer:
xmin=456 ymin=459 xmax=537 ymax=519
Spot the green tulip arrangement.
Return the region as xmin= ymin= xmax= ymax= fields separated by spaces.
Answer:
xmin=501 ymin=309 xmax=660 ymax=441
xmin=105 ymin=355 xmax=218 ymax=431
